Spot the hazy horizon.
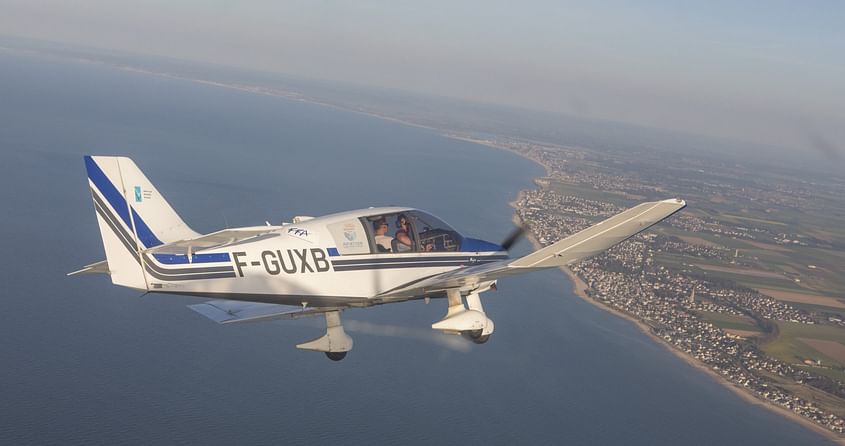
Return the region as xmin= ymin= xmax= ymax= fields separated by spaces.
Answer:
xmin=1 ymin=1 xmax=843 ymax=164
xmin=0 ymin=49 xmax=833 ymax=445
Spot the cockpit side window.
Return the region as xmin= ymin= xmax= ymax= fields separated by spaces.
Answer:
xmin=364 ymin=213 xmax=416 ymax=254
xmin=364 ymin=211 xmax=462 ymax=254
xmin=410 ymin=211 xmax=462 ymax=252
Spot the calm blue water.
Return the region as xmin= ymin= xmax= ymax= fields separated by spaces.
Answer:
xmin=0 ymin=49 xmax=833 ymax=445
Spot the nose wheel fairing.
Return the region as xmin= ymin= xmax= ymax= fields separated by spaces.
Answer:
xmin=297 ymin=311 xmax=353 ymax=360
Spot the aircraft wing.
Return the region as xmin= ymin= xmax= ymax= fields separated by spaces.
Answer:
xmin=378 ymin=198 xmax=686 ymax=299
xmin=189 ymin=300 xmax=345 ymax=324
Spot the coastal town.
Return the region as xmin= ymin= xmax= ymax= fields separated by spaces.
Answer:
xmin=492 ymin=138 xmax=845 ymax=436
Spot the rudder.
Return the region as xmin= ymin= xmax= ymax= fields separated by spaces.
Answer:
xmin=84 ymin=156 xmax=199 ymax=290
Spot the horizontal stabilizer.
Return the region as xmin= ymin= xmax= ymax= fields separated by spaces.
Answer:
xmin=189 ymin=300 xmax=343 ymax=324
xmin=67 ymin=260 xmax=110 ymax=276
xmin=145 ymin=227 xmax=281 ymax=256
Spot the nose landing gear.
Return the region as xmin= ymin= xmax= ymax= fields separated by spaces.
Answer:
xmin=297 ymin=310 xmax=353 ymax=361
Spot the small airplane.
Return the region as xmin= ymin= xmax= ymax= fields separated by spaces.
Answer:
xmin=71 ymin=156 xmax=685 ymax=360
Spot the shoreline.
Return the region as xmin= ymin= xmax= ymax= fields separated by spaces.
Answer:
xmin=506 ymin=154 xmax=844 ymax=444
xmin=58 ymin=49 xmax=840 ymax=441
xmin=12 ymin=43 xmax=840 ymax=442
xmin=152 ymin=58 xmax=845 ymax=441
xmin=144 ymin=58 xmax=844 ymax=441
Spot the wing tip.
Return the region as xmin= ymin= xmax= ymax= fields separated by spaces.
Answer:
xmin=660 ymin=197 xmax=686 ymax=206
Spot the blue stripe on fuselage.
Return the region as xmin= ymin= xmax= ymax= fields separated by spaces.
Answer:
xmin=152 ymin=253 xmax=232 ymax=264
xmin=330 ymin=254 xmax=507 ymax=265
xmin=330 ymin=254 xmax=507 ymax=271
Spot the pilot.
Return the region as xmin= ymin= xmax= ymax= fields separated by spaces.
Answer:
xmin=394 ymin=213 xmax=414 ymax=252
xmin=373 ymin=218 xmax=393 ymax=252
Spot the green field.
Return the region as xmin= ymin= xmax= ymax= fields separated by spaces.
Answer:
xmin=762 ymin=321 xmax=845 ymax=381
xmin=653 ymin=253 xmax=803 ymax=290
xmin=654 ymin=224 xmax=845 ymax=299
xmin=720 ymin=213 xmax=788 ymax=227
xmin=783 ymin=302 xmax=845 ymax=319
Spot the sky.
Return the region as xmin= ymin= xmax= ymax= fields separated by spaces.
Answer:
xmin=1 ymin=0 xmax=843 ymax=160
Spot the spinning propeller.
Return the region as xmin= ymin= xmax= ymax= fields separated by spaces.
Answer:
xmin=500 ymin=222 xmax=529 ymax=251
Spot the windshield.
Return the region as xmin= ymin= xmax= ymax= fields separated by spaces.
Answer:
xmin=409 ymin=211 xmax=462 ymax=252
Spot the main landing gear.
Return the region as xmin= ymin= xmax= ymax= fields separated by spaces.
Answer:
xmin=297 ymin=286 xmax=495 ymax=360
xmin=431 ymin=287 xmax=495 ymax=344
xmin=296 ymin=310 xmax=353 ymax=361
xmin=324 ymin=351 xmax=347 ymax=361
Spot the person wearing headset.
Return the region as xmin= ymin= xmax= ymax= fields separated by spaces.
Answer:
xmin=394 ymin=213 xmax=414 ymax=252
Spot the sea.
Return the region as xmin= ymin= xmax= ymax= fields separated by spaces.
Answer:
xmin=0 ymin=49 xmax=834 ymax=445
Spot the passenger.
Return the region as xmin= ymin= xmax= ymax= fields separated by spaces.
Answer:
xmin=394 ymin=213 xmax=414 ymax=252
xmin=372 ymin=218 xmax=393 ymax=253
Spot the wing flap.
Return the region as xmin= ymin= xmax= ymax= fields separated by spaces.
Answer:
xmin=189 ymin=300 xmax=343 ymax=324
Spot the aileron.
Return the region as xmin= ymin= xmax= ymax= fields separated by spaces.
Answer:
xmin=189 ymin=300 xmax=345 ymax=324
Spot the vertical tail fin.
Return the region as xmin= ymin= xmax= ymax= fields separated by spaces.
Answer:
xmin=84 ymin=156 xmax=199 ymax=290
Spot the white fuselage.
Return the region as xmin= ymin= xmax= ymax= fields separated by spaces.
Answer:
xmin=142 ymin=207 xmax=508 ymax=307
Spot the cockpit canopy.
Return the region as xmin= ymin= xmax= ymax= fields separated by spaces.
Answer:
xmin=324 ymin=209 xmax=503 ymax=256
xmin=365 ymin=210 xmax=463 ymax=253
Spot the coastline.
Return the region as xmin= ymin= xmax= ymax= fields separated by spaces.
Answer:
xmin=140 ymin=57 xmax=843 ymax=441
xmin=144 ymin=57 xmax=845 ymax=442
xmin=57 ymin=49 xmax=839 ymax=441
xmin=506 ymin=155 xmax=844 ymax=444
xmin=7 ymin=44 xmax=839 ymax=443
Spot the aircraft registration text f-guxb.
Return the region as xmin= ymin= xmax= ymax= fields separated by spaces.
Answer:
xmin=71 ymin=156 xmax=686 ymax=361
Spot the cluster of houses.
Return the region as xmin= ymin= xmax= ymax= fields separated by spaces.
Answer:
xmin=514 ymin=188 xmax=844 ymax=434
